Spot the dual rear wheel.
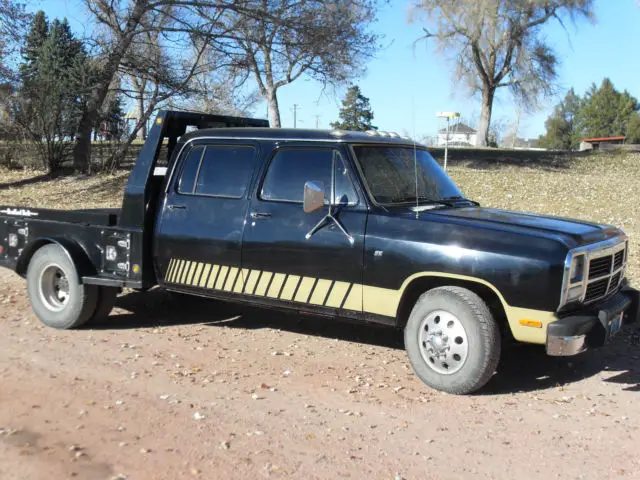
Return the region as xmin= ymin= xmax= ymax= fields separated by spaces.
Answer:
xmin=26 ymin=244 xmax=118 ymax=329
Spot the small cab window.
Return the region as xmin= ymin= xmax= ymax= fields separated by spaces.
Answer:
xmin=177 ymin=144 xmax=256 ymax=198
xmin=177 ymin=146 xmax=203 ymax=194
xmin=260 ymin=148 xmax=357 ymax=204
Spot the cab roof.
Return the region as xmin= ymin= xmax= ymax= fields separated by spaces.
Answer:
xmin=179 ymin=127 xmax=422 ymax=146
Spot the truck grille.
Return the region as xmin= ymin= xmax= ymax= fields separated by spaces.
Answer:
xmin=588 ymin=256 xmax=612 ymax=279
xmin=584 ymin=243 xmax=626 ymax=304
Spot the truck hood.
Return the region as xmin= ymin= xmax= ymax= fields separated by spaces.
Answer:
xmin=400 ymin=206 xmax=620 ymax=248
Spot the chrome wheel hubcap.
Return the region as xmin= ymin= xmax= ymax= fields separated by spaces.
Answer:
xmin=39 ymin=264 xmax=70 ymax=311
xmin=418 ymin=310 xmax=468 ymax=375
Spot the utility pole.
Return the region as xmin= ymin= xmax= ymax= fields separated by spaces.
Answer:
xmin=314 ymin=115 xmax=321 ymax=129
xmin=511 ymin=106 xmax=521 ymax=149
xmin=291 ymin=104 xmax=301 ymax=128
xmin=436 ymin=111 xmax=460 ymax=171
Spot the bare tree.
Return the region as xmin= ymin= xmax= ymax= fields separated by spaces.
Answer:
xmin=0 ymin=0 xmax=29 ymax=81
xmin=412 ymin=0 xmax=594 ymax=146
xmin=219 ymin=0 xmax=378 ymax=127
xmin=74 ymin=0 xmax=256 ymax=172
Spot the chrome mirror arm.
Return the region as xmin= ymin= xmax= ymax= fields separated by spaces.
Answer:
xmin=305 ymin=204 xmax=354 ymax=245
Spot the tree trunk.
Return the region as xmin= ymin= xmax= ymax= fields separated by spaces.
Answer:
xmin=135 ymin=85 xmax=146 ymax=140
xmin=476 ymin=87 xmax=495 ymax=147
xmin=266 ymin=88 xmax=281 ymax=128
xmin=73 ymin=110 xmax=95 ymax=173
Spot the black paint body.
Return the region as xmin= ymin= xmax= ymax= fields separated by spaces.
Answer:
xmin=0 ymin=111 xmax=626 ymax=328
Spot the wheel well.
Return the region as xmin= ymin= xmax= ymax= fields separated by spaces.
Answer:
xmin=16 ymin=239 xmax=54 ymax=276
xmin=16 ymin=238 xmax=96 ymax=278
xmin=396 ymin=276 xmax=509 ymax=334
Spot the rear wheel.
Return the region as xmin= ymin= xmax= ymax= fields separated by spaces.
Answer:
xmin=26 ymin=244 xmax=98 ymax=329
xmin=92 ymin=286 xmax=119 ymax=321
xmin=404 ymin=286 xmax=501 ymax=394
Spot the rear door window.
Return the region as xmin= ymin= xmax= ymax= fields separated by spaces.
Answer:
xmin=176 ymin=144 xmax=256 ymax=198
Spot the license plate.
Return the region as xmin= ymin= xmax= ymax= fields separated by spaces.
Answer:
xmin=609 ymin=312 xmax=623 ymax=337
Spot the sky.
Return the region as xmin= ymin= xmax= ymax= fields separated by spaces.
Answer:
xmin=33 ymin=0 xmax=640 ymax=139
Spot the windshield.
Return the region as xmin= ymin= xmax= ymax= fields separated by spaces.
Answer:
xmin=352 ymin=146 xmax=463 ymax=204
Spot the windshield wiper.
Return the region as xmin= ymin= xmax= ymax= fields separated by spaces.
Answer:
xmin=440 ymin=196 xmax=480 ymax=206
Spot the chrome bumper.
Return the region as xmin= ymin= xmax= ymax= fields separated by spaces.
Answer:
xmin=546 ymin=334 xmax=587 ymax=356
xmin=545 ymin=289 xmax=636 ymax=357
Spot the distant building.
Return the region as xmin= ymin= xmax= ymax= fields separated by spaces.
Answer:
xmin=437 ymin=123 xmax=477 ymax=147
xmin=579 ymin=136 xmax=626 ymax=151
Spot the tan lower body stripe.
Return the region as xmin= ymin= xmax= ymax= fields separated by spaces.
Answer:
xmin=164 ymin=259 xmax=397 ymax=317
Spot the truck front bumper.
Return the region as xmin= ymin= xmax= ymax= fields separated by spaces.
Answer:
xmin=546 ymin=287 xmax=639 ymax=356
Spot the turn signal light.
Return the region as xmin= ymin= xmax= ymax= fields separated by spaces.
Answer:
xmin=519 ymin=319 xmax=543 ymax=328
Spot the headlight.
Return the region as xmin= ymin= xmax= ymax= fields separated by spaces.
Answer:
xmin=560 ymin=252 xmax=586 ymax=308
xmin=569 ymin=254 xmax=585 ymax=284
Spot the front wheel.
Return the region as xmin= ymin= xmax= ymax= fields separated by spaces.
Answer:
xmin=26 ymin=244 xmax=99 ymax=329
xmin=404 ymin=286 xmax=501 ymax=394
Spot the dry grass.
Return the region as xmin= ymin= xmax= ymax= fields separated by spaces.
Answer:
xmin=0 ymin=150 xmax=638 ymax=284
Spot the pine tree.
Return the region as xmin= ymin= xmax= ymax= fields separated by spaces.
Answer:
xmin=627 ymin=114 xmax=640 ymax=144
xmin=15 ymin=14 xmax=88 ymax=172
xmin=20 ymin=11 xmax=49 ymax=88
xmin=538 ymin=88 xmax=582 ymax=150
xmin=330 ymin=85 xmax=376 ymax=131
xmin=579 ymin=78 xmax=638 ymax=138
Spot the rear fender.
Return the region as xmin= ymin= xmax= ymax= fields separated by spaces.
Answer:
xmin=16 ymin=237 xmax=98 ymax=280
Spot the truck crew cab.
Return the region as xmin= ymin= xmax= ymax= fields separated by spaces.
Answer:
xmin=1 ymin=111 xmax=637 ymax=394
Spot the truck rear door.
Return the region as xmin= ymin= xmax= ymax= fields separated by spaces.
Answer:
xmin=154 ymin=140 xmax=259 ymax=292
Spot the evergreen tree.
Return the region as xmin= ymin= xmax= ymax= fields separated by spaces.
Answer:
xmin=331 ymin=85 xmax=376 ymax=131
xmin=15 ymin=14 xmax=88 ymax=172
xmin=579 ymin=78 xmax=638 ymax=138
xmin=627 ymin=113 xmax=640 ymax=144
xmin=538 ymin=88 xmax=582 ymax=150
xmin=19 ymin=11 xmax=48 ymax=89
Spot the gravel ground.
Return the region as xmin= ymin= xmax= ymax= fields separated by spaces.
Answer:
xmin=1 ymin=152 xmax=640 ymax=479
xmin=1 ymin=269 xmax=640 ymax=480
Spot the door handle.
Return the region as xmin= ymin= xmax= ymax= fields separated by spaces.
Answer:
xmin=167 ymin=204 xmax=186 ymax=210
xmin=250 ymin=211 xmax=271 ymax=219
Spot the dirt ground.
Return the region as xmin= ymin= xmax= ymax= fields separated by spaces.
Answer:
xmin=1 ymin=267 xmax=640 ymax=480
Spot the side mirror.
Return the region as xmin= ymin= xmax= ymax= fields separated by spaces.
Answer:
xmin=303 ymin=181 xmax=325 ymax=213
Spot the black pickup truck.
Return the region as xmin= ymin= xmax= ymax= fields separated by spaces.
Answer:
xmin=1 ymin=110 xmax=637 ymax=394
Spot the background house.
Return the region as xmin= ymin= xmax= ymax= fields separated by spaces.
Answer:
xmin=437 ymin=122 xmax=477 ymax=147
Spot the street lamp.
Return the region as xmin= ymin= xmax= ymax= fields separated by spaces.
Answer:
xmin=436 ymin=111 xmax=460 ymax=171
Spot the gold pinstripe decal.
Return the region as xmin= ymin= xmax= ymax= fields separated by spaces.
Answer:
xmin=309 ymin=279 xmax=332 ymax=305
xmin=164 ymin=259 xmax=559 ymax=344
xmin=234 ymin=268 xmax=249 ymax=293
xmin=186 ymin=262 xmax=198 ymax=285
xmin=179 ymin=261 xmax=191 ymax=284
xmin=280 ymin=275 xmax=300 ymax=300
xmin=169 ymin=260 xmax=182 ymax=283
xmin=294 ymin=277 xmax=316 ymax=303
xmin=254 ymin=271 xmax=273 ymax=296
xmin=215 ymin=266 xmax=229 ymax=290
xmin=325 ymin=281 xmax=350 ymax=307
xmin=244 ymin=270 xmax=261 ymax=295
xmin=267 ymin=273 xmax=286 ymax=298
xmin=199 ymin=264 xmax=212 ymax=287
xmin=207 ymin=265 xmax=220 ymax=289
xmin=343 ymin=283 xmax=363 ymax=310
xmin=165 ymin=259 xmax=176 ymax=282
xmin=190 ymin=263 xmax=203 ymax=286
xmin=224 ymin=267 xmax=239 ymax=291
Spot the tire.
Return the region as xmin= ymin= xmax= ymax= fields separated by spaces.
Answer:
xmin=91 ymin=286 xmax=119 ymax=321
xmin=26 ymin=244 xmax=99 ymax=329
xmin=404 ymin=286 xmax=501 ymax=395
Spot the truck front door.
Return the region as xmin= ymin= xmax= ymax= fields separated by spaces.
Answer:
xmin=154 ymin=140 xmax=259 ymax=293
xmin=240 ymin=145 xmax=368 ymax=319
